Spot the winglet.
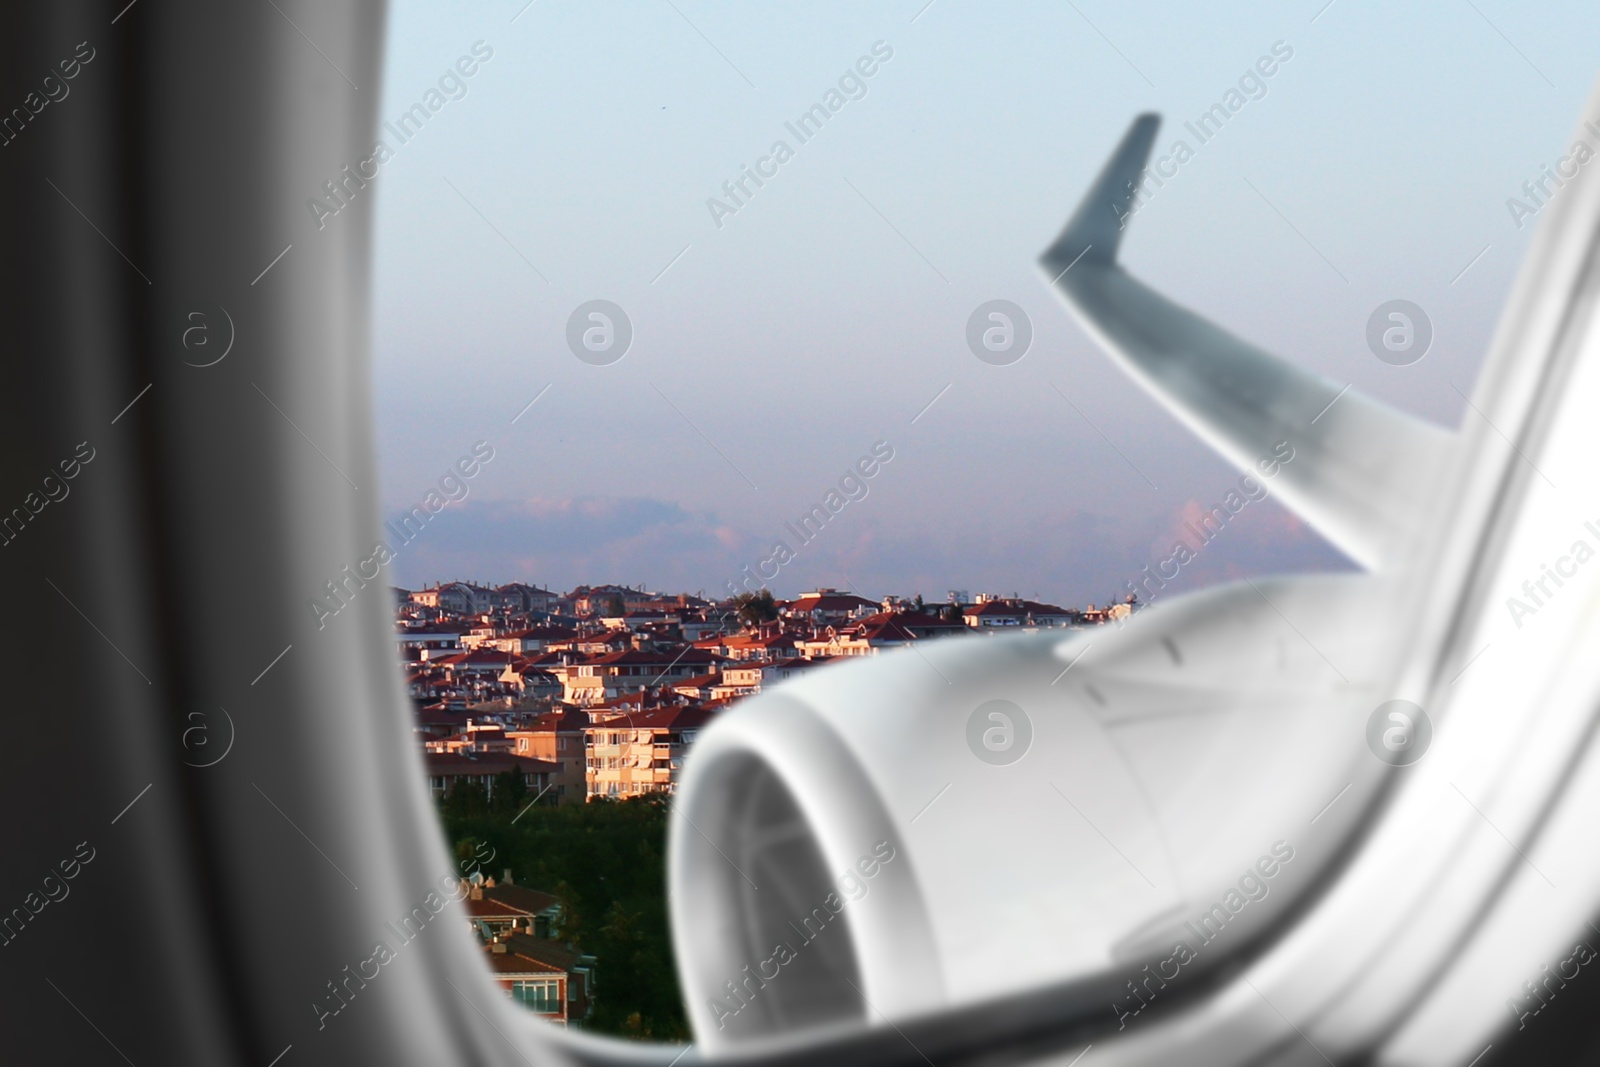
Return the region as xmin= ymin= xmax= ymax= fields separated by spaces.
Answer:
xmin=1038 ymin=115 xmax=1454 ymax=571
xmin=1040 ymin=112 xmax=1160 ymax=275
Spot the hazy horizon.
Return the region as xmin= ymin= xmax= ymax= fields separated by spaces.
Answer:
xmin=370 ymin=0 xmax=1596 ymax=605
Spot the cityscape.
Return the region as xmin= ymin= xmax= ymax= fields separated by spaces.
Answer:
xmin=404 ymin=578 xmax=1136 ymax=1037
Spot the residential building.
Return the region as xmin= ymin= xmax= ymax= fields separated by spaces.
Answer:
xmin=423 ymin=752 xmax=560 ymax=800
xmin=712 ymin=657 xmax=836 ymax=699
xmin=492 ymin=624 xmax=578 ymax=655
xmin=424 ymin=720 xmax=515 ymax=755
xmin=547 ymin=630 xmax=632 ymax=656
xmin=797 ymin=611 xmax=967 ymax=658
xmin=463 ymin=879 xmax=564 ymax=940
xmin=560 ymin=648 xmax=721 ymax=706
xmin=481 ymin=931 xmax=594 ymax=1025
xmin=499 ymin=660 xmax=563 ymax=702
xmin=566 ymin=584 xmax=658 ymax=617
xmin=694 ymin=629 xmax=802 ymax=662
xmin=506 ymin=707 xmax=589 ymax=805
xmin=411 ymin=582 xmax=498 ymax=615
xmin=677 ymin=613 xmax=726 ymax=641
xmin=963 ymin=597 xmax=1081 ymax=629
xmin=601 ymin=609 xmax=670 ymax=633
xmin=431 ymin=649 xmax=518 ymax=680
xmin=466 ymin=876 xmax=593 ymax=1026
xmin=584 ymin=705 xmax=716 ymax=799
xmin=397 ymin=622 xmax=468 ymax=662
xmin=670 ymin=671 xmax=723 ymax=702
xmin=495 ymin=582 xmax=562 ymax=614
xmin=783 ymin=589 xmax=879 ymax=626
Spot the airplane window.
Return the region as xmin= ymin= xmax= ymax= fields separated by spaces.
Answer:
xmin=12 ymin=4 xmax=1600 ymax=1065
xmin=366 ymin=0 xmax=1600 ymax=1059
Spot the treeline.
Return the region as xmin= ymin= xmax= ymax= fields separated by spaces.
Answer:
xmin=437 ymin=774 xmax=689 ymax=1040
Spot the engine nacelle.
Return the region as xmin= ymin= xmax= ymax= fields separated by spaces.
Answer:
xmin=670 ymin=574 xmax=1397 ymax=1049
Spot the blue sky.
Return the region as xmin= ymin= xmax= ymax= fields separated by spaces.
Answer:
xmin=370 ymin=0 xmax=1598 ymax=604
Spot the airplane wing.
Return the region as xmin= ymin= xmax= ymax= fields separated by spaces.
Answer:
xmin=1039 ymin=115 xmax=1455 ymax=572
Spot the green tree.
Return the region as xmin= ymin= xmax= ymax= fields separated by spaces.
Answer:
xmin=441 ymin=778 xmax=489 ymax=820
xmin=436 ymin=792 xmax=689 ymax=1040
xmin=453 ymin=836 xmax=487 ymax=880
xmin=492 ymin=766 xmax=529 ymax=816
xmin=731 ymin=588 xmax=778 ymax=630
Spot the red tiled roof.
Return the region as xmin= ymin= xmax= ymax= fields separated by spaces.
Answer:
xmin=584 ymin=648 xmax=719 ymax=667
xmin=520 ymin=707 xmax=590 ymax=732
xmin=963 ymin=599 xmax=1074 ymax=618
xmin=856 ymin=621 xmax=915 ymax=642
xmin=433 ymin=650 xmax=517 ymax=667
xmin=484 ymin=884 xmax=561 ymax=915
xmin=854 ymin=610 xmax=965 ymax=629
xmin=496 ymin=583 xmax=556 ymax=595
xmin=591 ymin=690 xmax=692 ymax=713
xmin=504 ymin=625 xmax=577 ymax=640
xmin=423 ymin=753 xmax=562 ymax=776
xmin=765 ymin=656 xmax=831 ymax=671
xmin=743 ymin=634 xmax=800 ymax=649
xmin=482 ymin=948 xmax=565 ymax=976
xmin=551 ymin=630 xmax=630 ymax=647
xmin=465 ymin=896 xmax=527 ymax=919
xmin=503 ymin=932 xmax=585 ymax=972
xmin=416 ymin=704 xmax=469 ymax=727
xmin=583 ymin=704 xmax=718 ymax=731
